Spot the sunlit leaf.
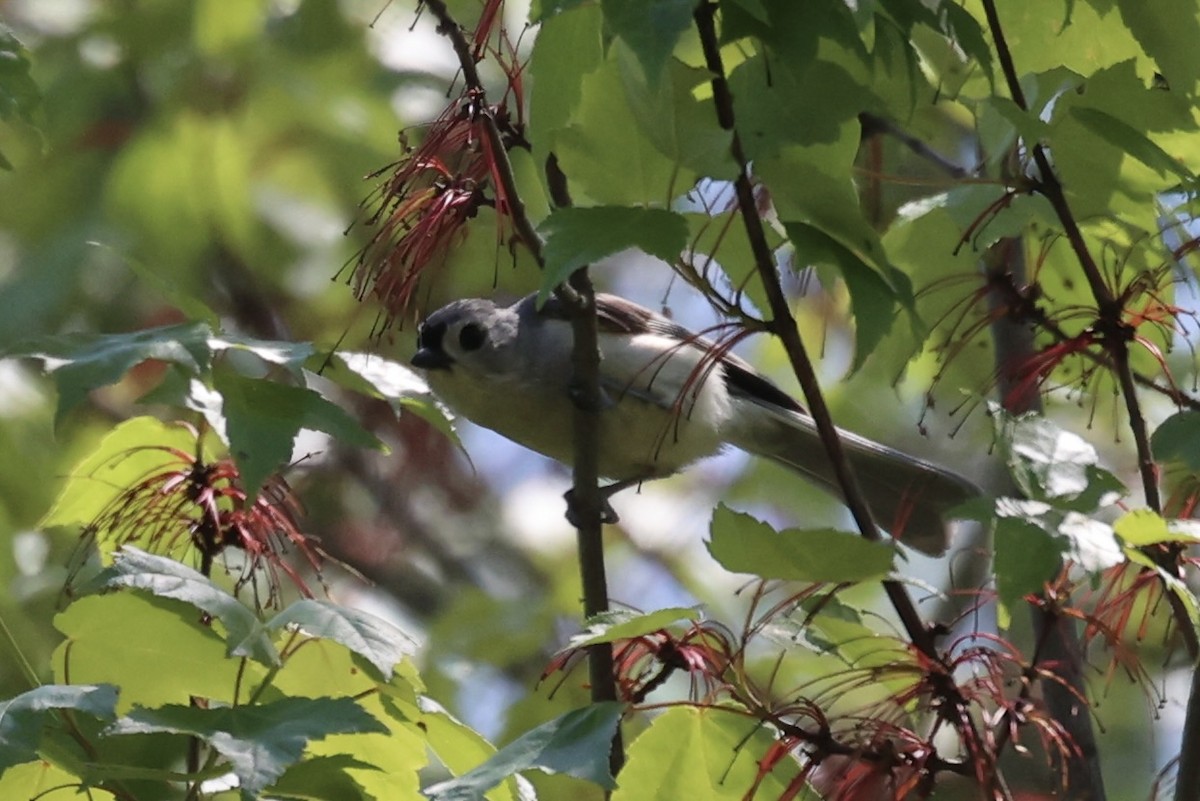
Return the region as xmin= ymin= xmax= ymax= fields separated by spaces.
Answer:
xmin=567 ymin=607 xmax=701 ymax=648
xmin=320 ymin=351 xmax=458 ymax=445
xmin=211 ymin=334 xmax=316 ymax=376
xmin=422 ymin=703 xmax=519 ymax=801
xmin=1055 ymin=511 xmax=1123 ymax=572
xmin=707 ymin=504 xmax=895 ymax=582
xmin=107 ymin=697 xmax=385 ymax=799
xmin=611 ymin=706 xmax=802 ymax=800
xmin=267 ymin=754 xmax=377 ymax=801
xmin=267 ymin=599 xmax=420 ymax=680
xmin=996 ymin=407 xmax=1123 ymax=505
xmin=424 ymin=703 xmax=623 ymax=799
xmin=528 ymin=4 xmax=604 ymax=148
xmin=550 ymin=51 xmax=682 ymax=204
xmin=0 ymin=684 xmax=118 ymax=772
xmin=1116 ymin=0 xmax=1200 ymax=93
xmin=601 ymin=0 xmax=695 ymax=81
xmin=53 ymin=593 xmax=243 ymax=711
xmin=537 ymin=206 xmax=689 ymax=301
xmin=5 ymin=322 xmax=213 ymax=424
xmin=40 ymin=417 xmax=205 ymax=533
xmin=215 ymin=369 xmax=381 ymax=496
xmin=1070 ymin=106 xmax=1193 ymax=181
xmin=80 ymin=547 xmax=279 ymax=666
xmin=0 ymin=760 xmax=110 ymax=801
xmin=1114 ymin=509 xmax=1200 ymax=547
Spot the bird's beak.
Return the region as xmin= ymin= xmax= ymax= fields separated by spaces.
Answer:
xmin=411 ymin=348 xmax=454 ymax=370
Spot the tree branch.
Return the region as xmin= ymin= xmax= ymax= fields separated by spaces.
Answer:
xmin=979 ymin=0 xmax=1160 ymax=513
xmin=692 ymin=0 xmax=936 ymax=659
xmin=420 ymin=0 xmax=624 ymax=778
xmin=986 ymin=238 xmax=1107 ymax=800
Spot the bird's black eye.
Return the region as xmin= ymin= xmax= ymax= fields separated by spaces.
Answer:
xmin=458 ymin=322 xmax=486 ymax=351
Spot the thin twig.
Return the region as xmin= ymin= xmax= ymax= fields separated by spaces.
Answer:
xmin=546 ymin=154 xmax=626 ymax=778
xmin=690 ymin=8 xmax=996 ymax=767
xmin=692 ymin=0 xmax=935 ymax=659
xmin=419 ymin=0 xmax=624 ymax=777
xmin=979 ymin=0 xmax=1160 ymax=513
xmin=858 ymin=112 xmax=970 ymax=179
xmin=692 ymin=1 xmax=1000 ymax=787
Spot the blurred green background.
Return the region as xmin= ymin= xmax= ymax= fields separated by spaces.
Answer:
xmin=0 ymin=2 xmax=1187 ymax=797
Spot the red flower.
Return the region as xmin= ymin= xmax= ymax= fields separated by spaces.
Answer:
xmin=76 ymin=423 xmax=322 ymax=607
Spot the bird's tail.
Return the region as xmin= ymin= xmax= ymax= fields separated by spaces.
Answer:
xmin=725 ymin=405 xmax=979 ymax=556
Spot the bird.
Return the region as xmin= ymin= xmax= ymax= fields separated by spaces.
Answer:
xmin=410 ymin=292 xmax=979 ymax=555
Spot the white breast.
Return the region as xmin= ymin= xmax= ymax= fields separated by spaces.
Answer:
xmin=425 ymin=332 xmax=731 ymax=481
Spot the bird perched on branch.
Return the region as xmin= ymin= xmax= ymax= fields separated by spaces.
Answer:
xmin=411 ymin=292 xmax=978 ymax=555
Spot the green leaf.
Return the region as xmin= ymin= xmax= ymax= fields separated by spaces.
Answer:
xmin=53 ymin=593 xmax=244 ymax=711
xmin=536 ymin=207 xmax=689 ymax=302
xmin=215 ymin=370 xmax=381 ymax=496
xmin=107 ymin=697 xmax=386 ymax=799
xmin=212 ymin=334 xmax=316 ymax=376
xmin=529 ymin=0 xmax=590 ymax=22
xmin=616 ymin=49 xmax=734 ymax=178
xmin=784 ymin=222 xmax=899 ymax=369
xmin=761 ymin=130 xmax=903 ymax=297
xmin=610 ymin=706 xmax=802 ymax=800
xmin=0 ymin=25 xmax=40 ymax=124
xmin=601 ymin=0 xmax=695 ymax=81
xmin=728 ymin=51 xmax=872 ymax=154
xmin=993 ymin=516 xmax=1063 ymax=629
xmin=267 ymin=754 xmax=377 ymax=801
xmin=0 ymin=25 xmax=40 ymax=169
xmin=1055 ymin=511 xmax=1123 ymax=572
xmin=567 ymin=607 xmax=701 ymax=648
xmin=707 ymin=504 xmax=895 ymax=582
xmin=267 ymin=599 xmax=420 ymax=680
xmin=1152 ymin=411 xmax=1200 ymax=470
xmin=549 ymin=50 xmax=682 ymax=204
xmin=320 ymin=351 xmax=459 ymax=446
xmin=1114 ymin=509 xmax=1200 ymax=547
xmin=424 ymin=703 xmax=623 ymax=799
xmin=1116 ymin=0 xmax=1200 ymax=93
xmin=0 ymin=761 xmax=104 ymax=801
xmin=422 ymin=707 xmax=517 ymax=801
xmin=86 ymin=242 xmax=219 ymax=326
xmin=938 ymin=2 xmax=994 ymax=87
xmin=81 ymin=547 xmax=280 ymax=666
xmin=797 ymin=598 xmax=919 ymax=684
xmin=265 ymin=641 xmax=428 ymax=799
xmin=5 ymin=322 xmax=213 ymax=424
xmin=997 ymin=407 xmax=1116 ymax=504
xmin=1070 ymin=106 xmax=1194 ymax=180
xmin=40 ymin=416 xmax=209 ymax=532
xmin=528 ymin=4 xmax=604 ymax=148
xmin=0 ymin=685 xmax=118 ymax=772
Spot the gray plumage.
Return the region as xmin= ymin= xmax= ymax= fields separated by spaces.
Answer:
xmin=411 ymin=292 xmax=978 ymax=555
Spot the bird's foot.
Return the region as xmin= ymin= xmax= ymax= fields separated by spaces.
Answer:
xmin=563 ymin=488 xmax=621 ymax=527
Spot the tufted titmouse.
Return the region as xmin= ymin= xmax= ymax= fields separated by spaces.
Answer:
xmin=411 ymin=292 xmax=978 ymax=555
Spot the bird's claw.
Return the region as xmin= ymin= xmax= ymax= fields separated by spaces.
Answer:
xmin=564 ymin=488 xmax=620 ymax=527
